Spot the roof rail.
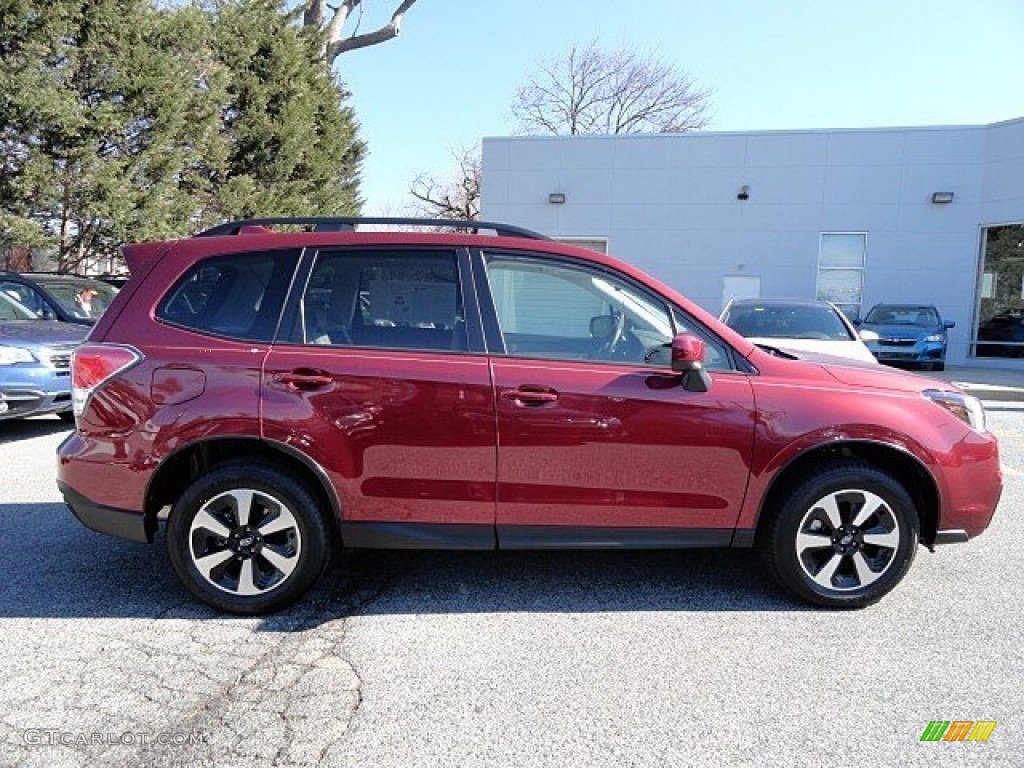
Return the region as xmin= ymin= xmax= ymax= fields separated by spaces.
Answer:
xmin=194 ymin=217 xmax=550 ymax=241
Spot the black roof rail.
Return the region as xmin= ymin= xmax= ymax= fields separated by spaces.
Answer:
xmin=195 ymin=217 xmax=550 ymax=241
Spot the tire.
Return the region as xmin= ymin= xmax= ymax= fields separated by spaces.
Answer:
xmin=167 ymin=462 xmax=331 ymax=614
xmin=58 ymin=411 xmax=75 ymax=423
xmin=757 ymin=461 xmax=919 ymax=609
xmin=931 ymin=362 xmax=945 ymax=372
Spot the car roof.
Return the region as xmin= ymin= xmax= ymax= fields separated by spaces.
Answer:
xmin=727 ymin=298 xmax=836 ymax=309
xmin=868 ymin=303 xmax=938 ymax=310
xmin=14 ymin=273 xmax=111 ymax=286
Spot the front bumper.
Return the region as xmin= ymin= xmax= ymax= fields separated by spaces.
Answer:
xmin=933 ymin=529 xmax=969 ymax=545
xmin=0 ymin=363 xmax=73 ymax=419
xmin=0 ymin=387 xmax=72 ymax=420
xmin=933 ymin=429 xmax=1003 ymax=541
xmin=866 ymin=341 xmax=946 ymax=364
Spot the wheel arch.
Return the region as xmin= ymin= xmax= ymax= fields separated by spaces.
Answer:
xmin=145 ymin=436 xmax=342 ymax=536
xmin=754 ymin=441 xmax=941 ymax=548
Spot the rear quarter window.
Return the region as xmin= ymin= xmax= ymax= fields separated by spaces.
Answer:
xmin=157 ymin=249 xmax=300 ymax=342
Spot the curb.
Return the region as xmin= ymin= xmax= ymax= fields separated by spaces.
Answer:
xmin=952 ymin=384 xmax=1024 ymax=403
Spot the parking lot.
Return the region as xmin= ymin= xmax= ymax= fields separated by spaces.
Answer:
xmin=1 ymin=405 xmax=1022 ymax=767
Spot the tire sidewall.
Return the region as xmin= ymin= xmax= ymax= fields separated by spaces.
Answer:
xmin=770 ymin=466 xmax=919 ymax=608
xmin=167 ymin=464 xmax=329 ymax=615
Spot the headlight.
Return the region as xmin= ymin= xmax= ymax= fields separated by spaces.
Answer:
xmin=858 ymin=330 xmax=880 ymax=342
xmin=923 ymin=334 xmax=944 ymax=343
xmin=923 ymin=389 xmax=986 ymax=432
xmin=0 ymin=346 xmax=35 ymax=365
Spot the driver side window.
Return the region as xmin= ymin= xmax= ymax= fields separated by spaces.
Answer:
xmin=483 ymin=253 xmax=676 ymax=366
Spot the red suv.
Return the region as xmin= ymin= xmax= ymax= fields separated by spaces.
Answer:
xmin=57 ymin=218 xmax=1002 ymax=614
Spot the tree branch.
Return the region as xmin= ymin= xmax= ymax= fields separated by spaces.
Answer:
xmin=511 ymin=41 xmax=712 ymax=135
xmin=324 ymin=0 xmax=418 ymax=64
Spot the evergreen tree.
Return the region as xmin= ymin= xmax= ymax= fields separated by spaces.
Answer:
xmin=204 ymin=0 xmax=364 ymax=222
xmin=1 ymin=0 xmax=365 ymax=270
xmin=0 ymin=0 xmax=226 ymax=270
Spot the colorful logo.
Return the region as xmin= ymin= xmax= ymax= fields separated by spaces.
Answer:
xmin=920 ymin=721 xmax=997 ymax=742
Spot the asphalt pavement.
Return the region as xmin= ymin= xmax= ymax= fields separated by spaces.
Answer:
xmin=0 ymin=400 xmax=1021 ymax=767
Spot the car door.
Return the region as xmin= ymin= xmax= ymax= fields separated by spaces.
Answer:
xmin=261 ymin=246 xmax=497 ymax=548
xmin=479 ymin=250 xmax=757 ymax=546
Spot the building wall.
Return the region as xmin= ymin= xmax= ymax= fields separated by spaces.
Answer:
xmin=481 ymin=118 xmax=1024 ymax=367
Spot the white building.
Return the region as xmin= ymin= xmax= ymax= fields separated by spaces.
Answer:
xmin=481 ymin=117 xmax=1024 ymax=368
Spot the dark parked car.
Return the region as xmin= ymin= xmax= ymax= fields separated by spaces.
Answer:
xmin=857 ymin=304 xmax=954 ymax=371
xmin=0 ymin=291 xmax=87 ymax=421
xmin=977 ymin=309 xmax=1024 ymax=358
xmin=58 ymin=218 xmax=1001 ymax=614
xmin=0 ymin=272 xmax=119 ymax=325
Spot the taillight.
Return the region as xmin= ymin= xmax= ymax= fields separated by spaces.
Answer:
xmin=71 ymin=343 xmax=142 ymax=417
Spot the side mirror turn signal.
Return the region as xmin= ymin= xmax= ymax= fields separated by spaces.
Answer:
xmin=671 ymin=334 xmax=712 ymax=393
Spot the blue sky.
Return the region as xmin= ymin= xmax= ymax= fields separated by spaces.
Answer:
xmin=334 ymin=0 xmax=1024 ymax=214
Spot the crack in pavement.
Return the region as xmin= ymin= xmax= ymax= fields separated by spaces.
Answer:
xmin=2 ymin=551 xmax=405 ymax=768
xmin=123 ymin=555 xmax=401 ymax=768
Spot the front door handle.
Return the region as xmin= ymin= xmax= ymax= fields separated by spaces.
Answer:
xmin=501 ymin=387 xmax=559 ymax=406
xmin=277 ymin=369 xmax=334 ymax=391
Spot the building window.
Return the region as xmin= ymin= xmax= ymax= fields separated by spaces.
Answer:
xmin=974 ymin=223 xmax=1024 ymax=359
xmin=817 ymin=233 xmax=866 ymax=320
xmin=554 ymin=237 xmax=608 ymax=254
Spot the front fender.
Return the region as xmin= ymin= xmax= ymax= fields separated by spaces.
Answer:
xmin=733 ymin=383 xmax=965 ymax=532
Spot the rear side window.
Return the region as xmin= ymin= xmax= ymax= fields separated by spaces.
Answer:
xmin=0 ymin=280 xmax=45 ymax=315
xmin=298 ymin=249 xmax=465 ymax=352
xmin=158 ymin=249 xmax=300 ymax=342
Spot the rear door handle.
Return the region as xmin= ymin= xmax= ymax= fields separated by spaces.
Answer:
xmin=277 ymin=370 xmax=334 ymax=391
xmin=502 ymin=387 xmax=559 ymax=406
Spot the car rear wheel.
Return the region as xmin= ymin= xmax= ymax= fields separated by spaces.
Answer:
xmin=757 ymin=461 xmax=919 ymax=608
xmin=167 ymin=462 xmax=331 ymax=614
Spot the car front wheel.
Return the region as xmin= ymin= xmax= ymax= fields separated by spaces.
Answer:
xmin=758 ymin=461 xmax=919 ymax=608
xmin=167 ymin=462 xmax=331 ymax=614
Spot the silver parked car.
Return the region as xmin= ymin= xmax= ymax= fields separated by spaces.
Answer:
xmin=721 ymin=298 xmax=878 ymax=364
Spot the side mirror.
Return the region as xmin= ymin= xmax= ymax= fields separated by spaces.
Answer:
xmin=671 ymin=334 xmax=712 ymax=393
xmin=852 ymin=318 xmax=862 ymax=327
xmin=944 ymin=320 xmax=955 ymax=329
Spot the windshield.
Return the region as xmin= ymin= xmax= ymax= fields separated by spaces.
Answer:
xmin=0 ymin=290 xmax=39 ymax=321
xmin=41 ymin=281 xmax=119 ymax=320
xmin=864 ymin=306 xmax=939 ymax=326
xmin=725 ymin=304 xmax=853 ymax=341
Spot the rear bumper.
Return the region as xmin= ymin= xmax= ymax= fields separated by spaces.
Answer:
xmin=57 ymin=480 xmax=153 ymax=543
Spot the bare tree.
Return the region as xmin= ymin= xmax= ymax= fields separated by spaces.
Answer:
xmin=301 ymin=0 xmax=420 ymax=67
xmin=512 ymin=41 xmax=712 ymax=135
xmin=409 ymin=147 xmax=480 ymax=221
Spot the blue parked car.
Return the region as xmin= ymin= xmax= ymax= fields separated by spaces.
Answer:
xmin=0 ymin=291 xmax=87 ymax=422
xmin=856 ymin=304 xmax=954 ymax=371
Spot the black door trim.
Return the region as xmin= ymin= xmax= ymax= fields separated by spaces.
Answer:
xmin=341 ymin=522 xmax=496 ymax=550
xmin=498 ymin=526 xmax=733 ymax=549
